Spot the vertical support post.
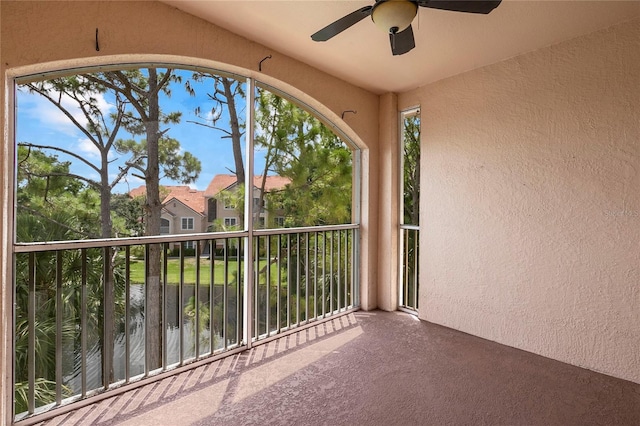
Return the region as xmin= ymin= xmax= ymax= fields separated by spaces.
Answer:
xmin=403 ymin=229 xmax=408 ymax=306
xmin=296 ymin=233 xmax=300 ymax=326
xmin=305 ymin=232 xmax=309 ymax=323
xmin=266 ymin=235 xmax=271 ymax=334
xmin=329 ymin=231 xmax=334 ymax=314
xmin=313 ymin=231 xmax=318 ymax=319
xmin=81 ymin=249 xmax=87 ymax=395
xmin=179 ymin=243 xmax=184 ymax=364
xmin=195 ymin=240 xmax=201 ymax=359
xmin=236 ymin=239 xmax=242 ymax=346
xmin=337 ymin=231 xmax=341 ymax=311
xmin=162 ymin=243 xmax=168 ymax=369
xmin=27 ymin=253 xmax=36 ymax=414
xmin=277 ymin=234 xmax=282 ymax=332
xmin=223 ymin=239 xmax=229 ymax=350
xmin=124 ymin=246 xmax=130 ymax=382
xmin=353 ymin=151 xmax=362 ymax=308
xmin=210 ymin=240 xmax=215 ymax=354
xmin=254 ymin=237 xmax=259 ymax=339
xmin=55 ymin=251 xmax=63 ymax=405
xmin=413 ymin=229 xmax=419 ymax=310
xmin=144 ymin=244 xmax=150 ymax=376
xmin=322 ymin=231 xmax=326 ymax=317
xmin=379 ymin=93 xmax=401 ymax=311
xmin=103 ymin=246 xmax=112 ymax=389
xmin=286 ymin=234 xmax=291 ymax=328
xmin=344 ymin=230 xmax=349 ymax=308
xmin=351 ymin=229 xmax=357 ymax=308
xmin=243 ymin=77 xmax=255 ymax=348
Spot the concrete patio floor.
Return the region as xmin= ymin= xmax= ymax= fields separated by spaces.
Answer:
xmin=33 ymin=310 xmax=640 ymax=426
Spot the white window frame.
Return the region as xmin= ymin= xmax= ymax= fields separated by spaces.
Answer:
xmin=224 ymin=217 xmax=237 ymax=227
xmin=398 ymin=106 xmax=421 ymax=313
xmin=160 ymin=218 xmax=171 ymax=234
xmin=181 ymin=217 xmax=195 ymax=230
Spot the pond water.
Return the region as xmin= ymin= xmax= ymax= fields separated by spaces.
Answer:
xmin=64 ymin=283 xmax=240 ymax=394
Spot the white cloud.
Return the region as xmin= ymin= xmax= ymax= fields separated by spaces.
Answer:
xmin=204 ymin=106 xmax=223 ymax=122
xmin=86 ymin=172 xmax=100 ymax=183
xmin=75 ymin=137 xmax=117 ymax=161
xmin=76 ymin=138 xmax=100 ymax=159
xmin=17 ymin=85 xmax=115 ymax=138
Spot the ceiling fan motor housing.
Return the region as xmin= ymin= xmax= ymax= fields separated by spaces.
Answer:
xmin=371 ymin=0 xmax=419 ymax=34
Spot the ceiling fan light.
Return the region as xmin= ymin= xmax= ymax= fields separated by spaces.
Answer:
xmin=371 ymin=0 xmax=418 ymax=34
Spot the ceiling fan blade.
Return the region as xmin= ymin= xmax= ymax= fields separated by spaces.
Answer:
xmin=418 ymin=0 xmax=502 ymax=14
xmin=311 ymin=6 xmax=373 ymax=41
xmin=390 ymin=25 xmax=415 ymax=56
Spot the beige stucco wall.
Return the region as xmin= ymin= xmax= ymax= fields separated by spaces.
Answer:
xmin=211 ymin=186 xmax=273 ymax=228
xmin=399 ymin=18 xmax=640 ymax=384
xmin=376 ymin=93 xmax=400 ymax=311
xmin=162 ymin=202 xmax=206 ymax=235
xmin=0 ymin=1 xmax=382 ymax=422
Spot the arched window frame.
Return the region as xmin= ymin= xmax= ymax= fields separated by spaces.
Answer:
xmin=3 ymin=59 xmax=364 ymax=422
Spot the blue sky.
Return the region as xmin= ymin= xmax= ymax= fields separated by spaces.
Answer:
xmin=16 ymin=68 xmax=267 ymax=194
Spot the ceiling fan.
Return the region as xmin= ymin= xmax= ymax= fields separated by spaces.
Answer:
xmin=311 ymin=0 xmax=502 ymax=56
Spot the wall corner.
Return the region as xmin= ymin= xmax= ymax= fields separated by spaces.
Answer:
xmin=376 ymin=92 xmax=400 ymax=311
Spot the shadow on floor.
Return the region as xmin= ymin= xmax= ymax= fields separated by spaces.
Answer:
xmin=39 ymin=311 xmax=640 ymax=426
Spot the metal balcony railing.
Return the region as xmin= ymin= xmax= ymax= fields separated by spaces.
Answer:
xmin=399 ymin=226 xmax=419 ymax=312
xmin=252 ymin=227 xmax=356 ymax=341
xmin=12 ymin=225 xmax=359 ymax=422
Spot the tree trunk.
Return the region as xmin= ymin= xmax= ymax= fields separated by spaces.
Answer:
xmin=221 ymin=78 xmax=247 ymax=226
xmin=100 ymin=152 xmax=116 ymax=382
xmin=223 ymin=78 xmax=245 ymax=186
xmin=411 ymin=154 xmax=420 ymax=226
xmin=145 ymin=68 xmax=163 ymax=370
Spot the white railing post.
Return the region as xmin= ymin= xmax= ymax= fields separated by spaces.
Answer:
xmin=243 ymin=77 xmax=255 ymax=348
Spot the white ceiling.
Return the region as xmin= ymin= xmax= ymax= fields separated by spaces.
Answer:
xmin=162 ymin=1 xmax=640 ymax=94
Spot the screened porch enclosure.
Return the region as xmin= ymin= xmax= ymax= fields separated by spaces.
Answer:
xmin=11 ymin=64 xmax=361 ymax=422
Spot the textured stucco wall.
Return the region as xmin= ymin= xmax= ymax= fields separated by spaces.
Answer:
xmin=399 ymin=19 xmax=640 ymax=384
xmin=377 ymin=93 xmax=400 ymax=311
xmin=0 ymin=1 xmax=381 ymax=422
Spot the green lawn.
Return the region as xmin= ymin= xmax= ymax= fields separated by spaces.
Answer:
xmin=127 ymin=257 xmax=277 ymax=285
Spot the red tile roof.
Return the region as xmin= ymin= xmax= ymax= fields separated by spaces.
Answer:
xmin=165 ymin=186 xmax=206 ymax=215
xmin=130 ymin=175 xmax=289 ymax=215
xmin=129 ymin=186 xmax=147 ymax=198
xmin=203 ymin=174 xmax=237 ymax=198
xmin=129 ymin=185 xmax=205 ymax=215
